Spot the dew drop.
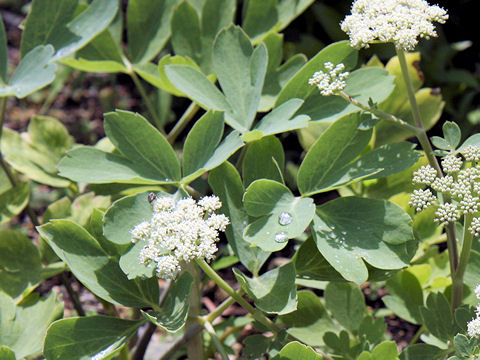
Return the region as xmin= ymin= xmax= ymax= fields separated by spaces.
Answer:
xmin=330 ymin=225 xmax=335 ymax=230
xmin=341 ymin=231 xmax=347 ymax=235
xmin=274 ymin=232 xmax=288 ymax=243
xmin=328 ymin=232 xmax=337 ymax=239
xmin=278 ymin=212 xmax=293 ymax=226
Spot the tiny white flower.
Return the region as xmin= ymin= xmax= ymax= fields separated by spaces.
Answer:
xmin=409 ymin=189 xmax=437 ymax=212
xmin=434 ymin=202 xmax=460 ymax=224
xmin=468 ymin=317 xmax=480 ymax=338
xmin=412 ymin=165 xmax=437 ymax=185
xmin=463 ymin=145 xmax=480 ymax=162
xmin=469 ymin=217 xmax=480 ymax=237
xmin=441 ymin=154 xmax=463 ymax=173
xmin=341 ymin=0 xmax=448 ymax=50
xmin=431 ymin=175 xmax=454 ymax=193
xmin=309 ymin=62 xmax=349 ymax=96
xmin=131 ymin=195 xmax=229 ymax=279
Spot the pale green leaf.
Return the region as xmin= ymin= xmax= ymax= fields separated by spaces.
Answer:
xmin=0 ymin=182 xmax=30 ymax=225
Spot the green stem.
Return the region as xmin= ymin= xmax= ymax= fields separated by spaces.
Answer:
xmin=196 ymin=259 xmax=282 ymax=334
xmin=123 ymin=58 xmax=164 ymax=133
xmin=185 ymin=263 xmax=204 ymax=360
xmin=61 ymin=273 xmax=86 ymax=316
xmin=337 ymin=91 xmax=419 ymax=134
xmin=395 ymin=46 xmax=460 ymax=309
xmin=452 ymin=214 xmax=474 ymax=311
xmin=167 ymin=102 xmax=200 ymax=144
xmin=409 ymin=324 xmax=426 ymax=345
xmin=205 ymin=295 xmax=238 ymax=323
xmin=199 ymin=318 xmax=229 ymax=360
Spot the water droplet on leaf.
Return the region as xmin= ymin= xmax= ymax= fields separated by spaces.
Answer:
xmin=274 ymin=232 xmax=288 ymax=243
xmin=278 ymin=212 xmax=293 ymax=226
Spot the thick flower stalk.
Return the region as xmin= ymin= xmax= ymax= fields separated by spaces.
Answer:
xmin=468 ymin=285 xmax=480 ymax=338
xmin=308 ymin=62 xmax=349 ymax=96
xmin=409 ymin=146 xmax=480 ymax=228
xmin=130 ymin=195 xmax=229 ymax=279
xmin=341 ymin=0 xmax=448 ymax=50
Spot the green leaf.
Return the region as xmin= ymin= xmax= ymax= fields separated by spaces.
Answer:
xmin=61 ymin=30 xmax=127 ymax=73
xmin=0 ymin=347 xmax=15 ymax=360
xmin=208 ymin=162 xmax=270 ymax=276
xmin=242 ymin=136 xmax=285 ymax=187
xmin=19 ymin=0 xmax=78 ymax=56
xmin=141 ymin=272 xmax=193 ymax=332
xmin=358 ymin=316 xmax=387 ymax=345
xmin=325 ymin=282 xmax=365 ymax=331
xmin=323 ymin=330 xmax=351 ymax=356
xmin=243 ymin=334 xmax=272 ymax=358
xmin=0 ymin=182 xmax=30 ymax=225
xmin=313 ymin=197 xmax=416 ymax=284
xmin=275 ymin=341 xmax=322 ymax=360
xmin=1 ymin=119 xmax=71 ymax=187
xmin=182 ymin=111 xmax=244 ymax=184
xmin=213 ymin=25 xmax=268 ymax=132
xmin=59 ymin=111 xmax=180 ymax=184
xmin=243 ymin=179 xmax=315 ymax=251
xmin=454 ymin=334 xmax=478 ymax=357
xmin=171 ymin=1 xmax=202 ymax=66
xmin=0 ymin=230 xmax=42 ymax=299
xmin=0 ymin=292 xmax=63 ymax=358
xmin=370 ymin=342 xmax=399 ymax=359
xmin=400 ymin=344 xmax=449 ymax=360
xmin=297 ymin=113 xmax=373 ymax=196
xmin=260 ymin=34 xmax=307 ymax=111
xmin=279 ymin=291 xmax=335 ymax=346
xmin=234 ymin=262 xmax=297 ymax=315
xmin=127 ymin=0 xmax=180 ymax=64
xmin=0 ymin=45 xmax=57 ymax=99
xmin=105 ymin=110 xmax=181 ymax=181
xmin=0 ymin=17 xmax=8 ymax=83
xmin=103 ymin=192 xmax=155 ymax=246
xmin=276 ymin=41 xmax=358 ymax=106
xmin=420 ymin=292 xmax=456 ymax=342
xmin=44 ymin=316 xmax=145 ymax=359
xmin=294 ymin=237 xmax=344 ymax=282
xmin=21 ymin=0 xmax=118 ymax=61
xmin=442 ymin=121 xmax=462 ymax=150
xmin=165 ymin=64 xmax=231 ymax=111
xmin=38 ymin=220 xmax=159 ymax=307
xmin=382 ymin=269 xmax=424 ymax=324
xmin=299 ymin=67 xmax=395 ymax=123
xmin=254 ymin=98 xmax=310 ymax=137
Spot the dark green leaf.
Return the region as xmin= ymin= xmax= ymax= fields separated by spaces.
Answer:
xmin=243 ymin=179 xmax=315 ymax=251
xmin=208 ymin=162 xmax=270 ymax=276
xmin=275 ymin=341 xmax=322 ymax=360
xmin=0 ymin=45 xmax=56 ymax=98
xmin=105 ymin=110 xmax=180 ymax=182
xmin=400 ymin=344 xmax=449 ymax=360
xmin=420 ymin=292 xmax=456 ymax=342
xmin=213 ymin=25 xmax=268 ymax=132
xmin=38 ymin=220 xmax=159 ymax=307
xmin=313 ymin=197 xmax=415 ymax=284
xmin=255 ymin=98 xmax=310 ymax=136
xmin=242 ymin=335 xmax=271 ymax=358
xmin=280 ymin=291 xmax=335 ymax=346
xmin=0 ymin=230 xmax=42 ymax=299
xmin=171 ymin=1 xmax=202 ymax=66
xmin=127 ymin=0 xmax=180 ymax=64
xmin=442 ymin=121 xmax=462 ymax=150
xmin=44 ymin=316 xmax=145 ymax=359
xmin=233 ymin=262 xmax=297 ymax=315
xmin=0 ymin=292 xmax=63 ymax=358
xmin=141 ymin=272 xmax=193 ymax=332
xmin=0 ymin=17 xmax=7 ymax=83
xmin=242 ymin=136 xmax=285 ymax=187
xmin=182 ymin=111 xmax=243 ymax=184
xmin=454 ymin=334 xmax=478 ymax=357
xmin=0 ymin=182 xmax=30 ymax=225
xmin=325 ymin=282 xmax=365 ymax=331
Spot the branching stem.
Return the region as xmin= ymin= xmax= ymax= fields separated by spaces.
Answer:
xmin=167 ymin=102 xmax=200 ymax=144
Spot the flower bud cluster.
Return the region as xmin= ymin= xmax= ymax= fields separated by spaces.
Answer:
xmin=468 ymin=285 xmax=480 ymax=338
xmin=409 ymin=147 xmax=480 ymax=229
xmin=308 ymin=62 xmax=349 ymax=96
xmin=130 ymin=195 xmax=229 ymax=279
xmin=340 ymin=0 xmax=448 ymax=51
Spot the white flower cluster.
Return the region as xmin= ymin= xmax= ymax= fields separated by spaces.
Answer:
xmin=308 ymin=62 xmax=349 ymax=96
xmin=340 ymin=0 xmax=448 ymax=50
xmin=130 ymin=195 xmax=229 ymax=279
xmin=468 ymin=285 xmax=480 ymax=338
xmin=409 ymin=147 xmax=480 ymax=228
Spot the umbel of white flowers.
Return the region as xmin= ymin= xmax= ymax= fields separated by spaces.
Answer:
xmin=130 ymin=195 xmax=229 ymax=279
xmin=468 ymin=285 xmax=480 ymax=338
xmin=308 ymin=62 xmax=349 ymax=96
xmin=409 ymin=145 xmax=480 ymax=233
xmin=341 ymin=0 xmax=448 ymax=50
